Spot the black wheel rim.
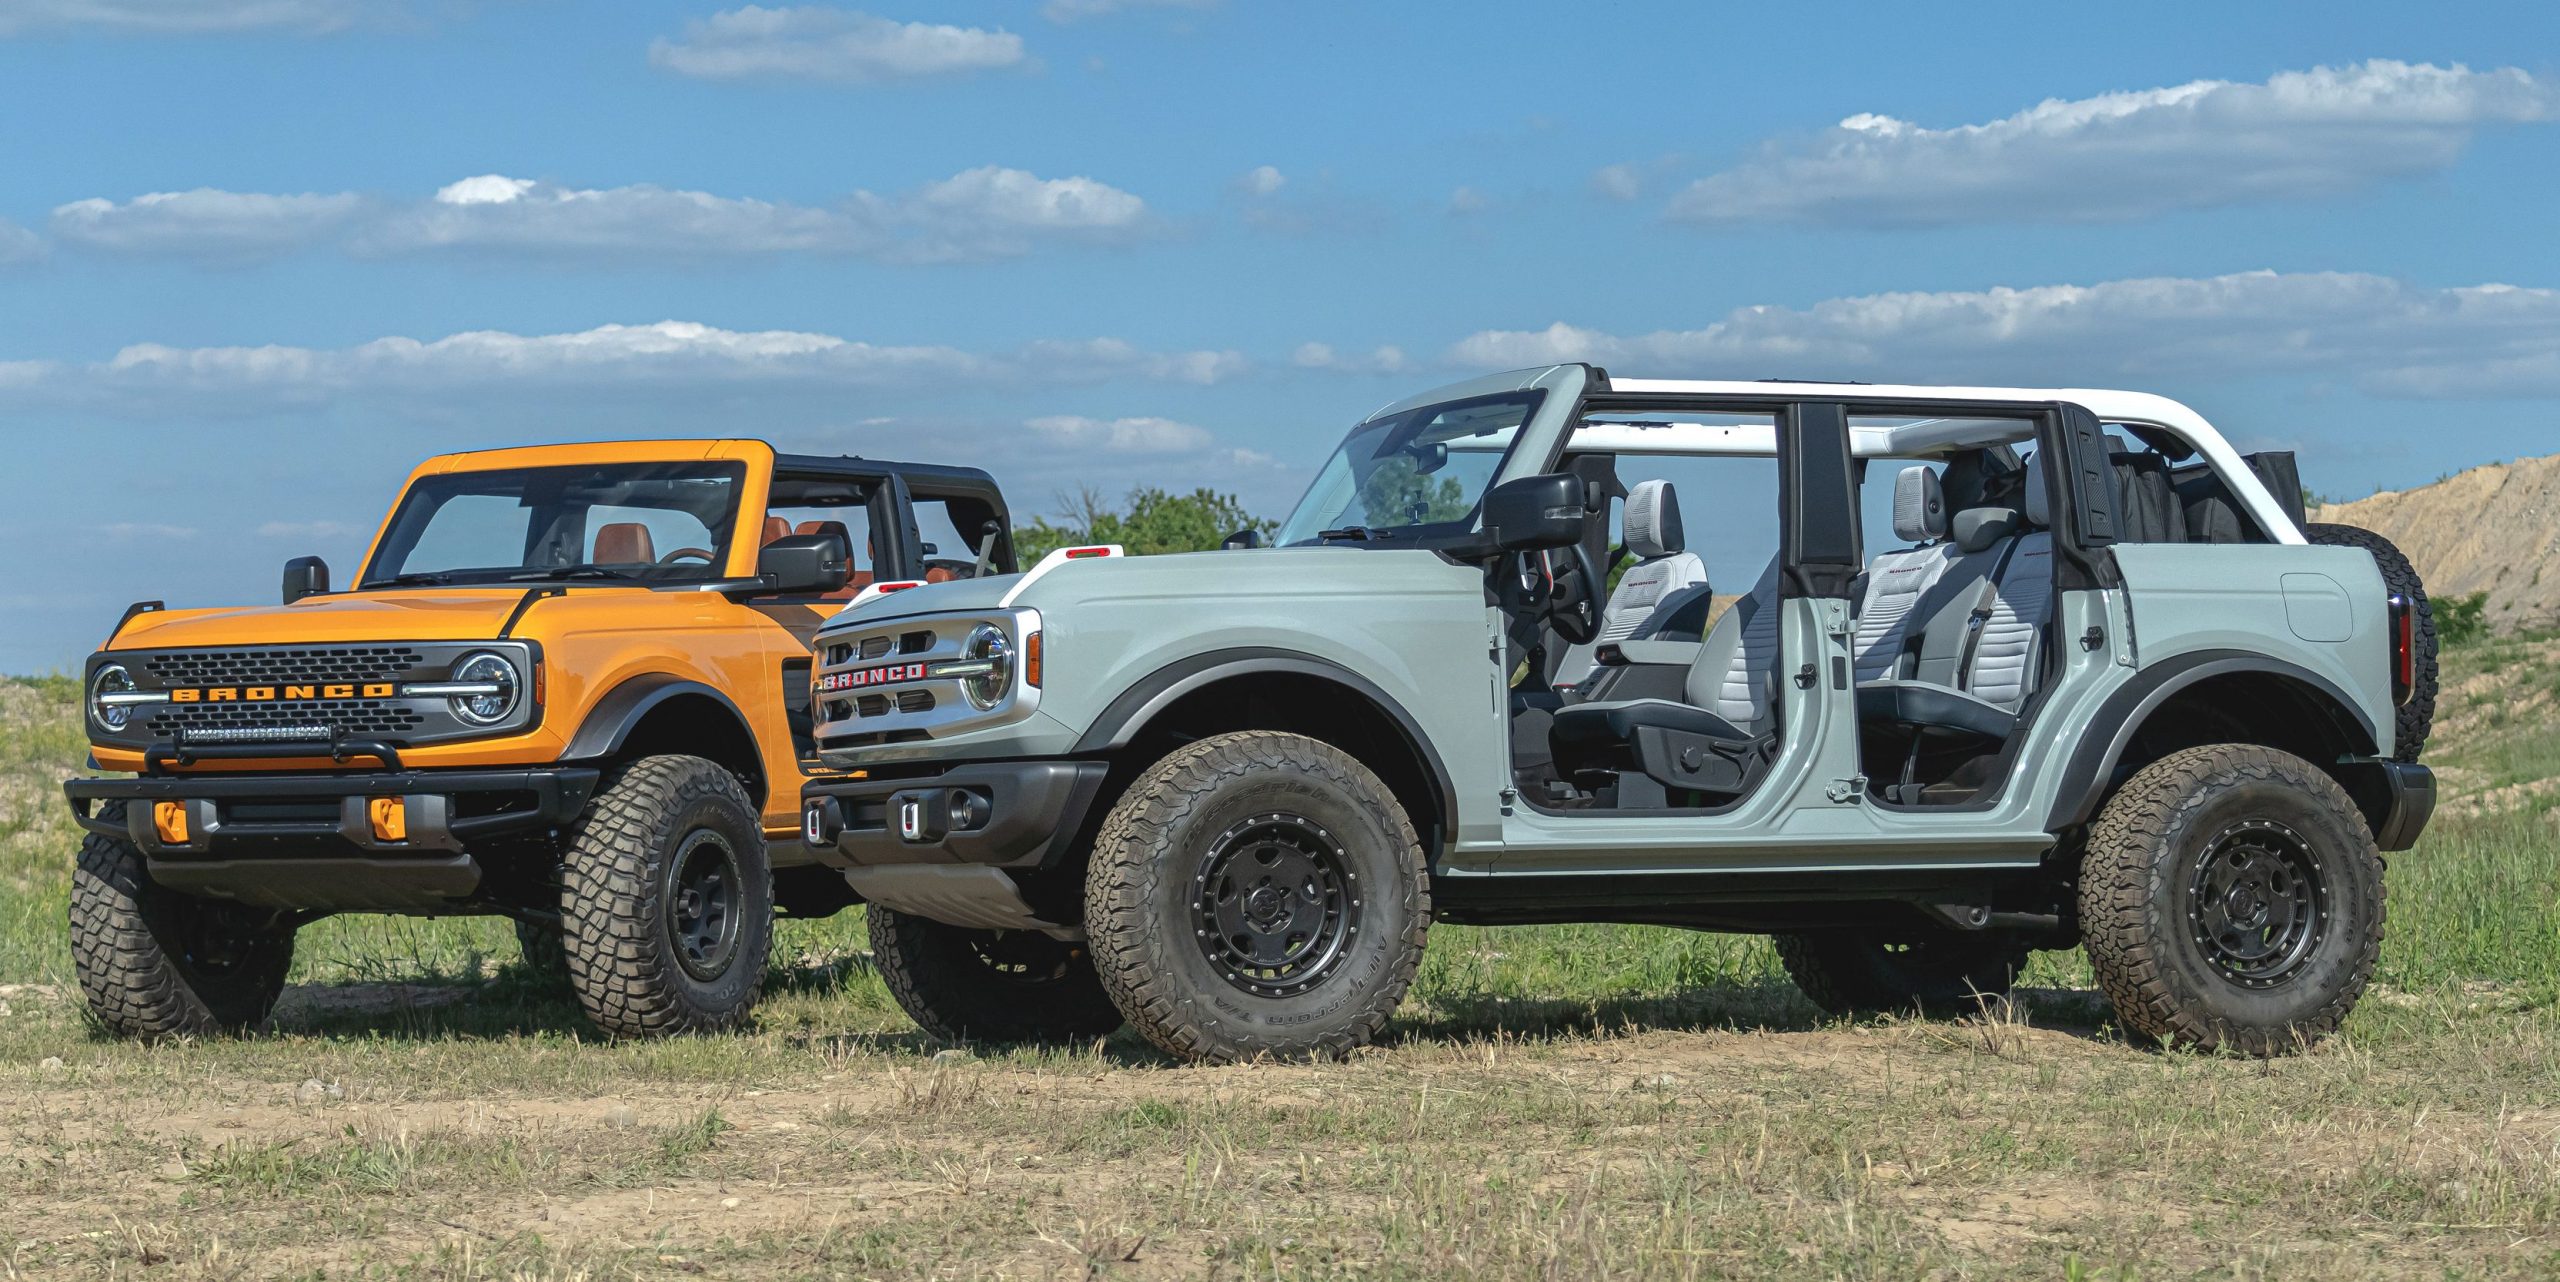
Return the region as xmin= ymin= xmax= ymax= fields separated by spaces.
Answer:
xmin=1189 ymin=812 xmax=1359 ymax=999
xmin=2187 ymin=818 xmax=2327 ymax=989
xmin=174 ymin=908 xmax=267 ymax=979
xmin=665 ymin=829 xmax=742 ymax=982
xmin=965 ymin=931 xmax=1084 ymax=987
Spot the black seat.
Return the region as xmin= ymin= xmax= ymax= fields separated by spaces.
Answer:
xmin=1549 ymin=699 xmax=1751 ymax=766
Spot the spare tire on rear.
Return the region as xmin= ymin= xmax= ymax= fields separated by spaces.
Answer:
xmin=2305 ymin=522 xmax=2435 ymax=763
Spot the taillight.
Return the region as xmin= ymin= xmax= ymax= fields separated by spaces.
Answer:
xmin=2387 ymin=594 xmax=2416 ymax=706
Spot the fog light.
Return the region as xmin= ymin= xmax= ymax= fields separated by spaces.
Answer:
xmin=152 ymin=801 xmax=189 ymax=845
xmin=368 ymin=796 xmax=407 ymax=843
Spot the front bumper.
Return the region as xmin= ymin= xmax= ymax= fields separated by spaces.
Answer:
xmin=64 ymin=766 xmax=599 ymax=912
xmin=800 ymin=759 xmax=1107 ymax=869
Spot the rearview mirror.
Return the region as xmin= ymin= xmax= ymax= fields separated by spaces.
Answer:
xmin=282 ymin=556 xmax=330 ymax=604
xmin=756 ymin=533 xmax=852 ymax=595
xmin=1480 ymin=474 xmax=1589 ymax=552
xmin=1222 ymin=527 xmax=1267 ymax=550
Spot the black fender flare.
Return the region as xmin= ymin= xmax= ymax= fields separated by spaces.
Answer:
xmin=2046 ymin=650 xmax=2383 ymax=833
xmin=563 ymin=675 xmax=764 ymax=796
xmin=1073 ymin=648 xmax=1460 ymax=850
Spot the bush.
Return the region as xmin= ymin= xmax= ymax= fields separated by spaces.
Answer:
xmin=1015 ymin=486 xmax=1275 ymax=562
xmin=2438 ymin=591 xmax=2492 ymax=647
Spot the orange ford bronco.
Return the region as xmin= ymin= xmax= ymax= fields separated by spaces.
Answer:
xmin=63 ymin=439 xmax=1016 ymax=1038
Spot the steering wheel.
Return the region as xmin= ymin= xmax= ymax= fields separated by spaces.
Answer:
xmin=1512 ymin=543 xmax=1601 ymax=646
xmin=658 ymin=548 xmax=715 ymax=566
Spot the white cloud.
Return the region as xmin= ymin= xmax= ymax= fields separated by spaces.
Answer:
xmin=1446 ymin=186 xmax=1488 ymax=216
xmin=1042 ymin=0 xmax=1215 ymax=22
xmin=1446 ymin=270 xmax=2560 ymax=400
xmin=1024 ymin=414 xmax=1213 ymax=453
xmin=1668 ymin=60 xmax=2559 ymax=227
xmin=1233 ymin=165 xmax=1286 ymax=198
xmin=0 ymin=320 xmax=1249 ymax=415
xmin=649 ymin=6 xmax=1025 ymax=84
xmin=1291 ymin=342 xmax=1409 ymax=375
xmin=50 ymin=189 xmax=368 ymax=262
xmin=0 ymin=0 xmax=382 ymax=34
xmin=1589 ymin=163 xmax=1642 ymax=203
xmin=57 ymin=168 xmax=1156 ymax=265
xmin=0 ymin=220 xmax=45 ymax=266
xmin=101 ymin=521 xmax=198 ymax=540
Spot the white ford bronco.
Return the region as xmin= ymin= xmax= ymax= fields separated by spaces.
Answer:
xmin=799 ymin=367 xmax=2438 ymax=1061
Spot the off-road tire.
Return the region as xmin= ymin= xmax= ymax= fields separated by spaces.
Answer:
xmin=869 ymin=906 xmax=1124 ymax=1044
xmin=512 ymin=918 xmax=572 ymax=988
xmin=2305 ymin=522 xmax=2435 ymax=763
xmin=1084 ymin=731 xmax=1429 ymax=1063
xmin=560 ymin=756 xmax=772 ymax=1037
xmin=1774 ymin=931 xmax=2032 ymax=1018
xmin=2080 ymin=745 xmax=2385 ymax=1055
xmin=70 ymin=803 xmax=296 ymax=1039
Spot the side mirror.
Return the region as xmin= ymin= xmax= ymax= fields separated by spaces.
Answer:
xmin=756 ymin=533 xmax=852 ymax=595
xmin=1480 ymin=474 xmax=1589 ymax=552
xmin=282 ymin=556 xmax=330 ymax=604
xmin=1221 ymin=527 xmax=1267 ymax=550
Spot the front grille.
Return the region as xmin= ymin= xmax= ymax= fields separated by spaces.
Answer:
xmin=142 ymin=647 xmax=427 ymax=686
xmin=147 ymin=701 xmax=425 ymax=738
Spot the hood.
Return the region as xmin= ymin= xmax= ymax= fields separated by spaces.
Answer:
xmin=816 ymin=546 xmax=1466 ymax=633
xmin=107 ymin=589 xmax=564 ymax=650
xmin=821 ymin=573 xmax=1024 ymax=630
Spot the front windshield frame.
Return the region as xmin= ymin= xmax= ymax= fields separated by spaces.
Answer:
xmin=361 ymin=461 xmax=749 ymax=589
xmin=1275 ymin=390 xmax=1548 ymax=547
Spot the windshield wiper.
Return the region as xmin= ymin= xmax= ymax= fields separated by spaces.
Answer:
xmin=364 ymin=572 xmax=456 ymax=588
xmin=1318 ymin=526 xmax=1391 ymax=543
xmin=507 ymin=565 xmax=638 ymax=582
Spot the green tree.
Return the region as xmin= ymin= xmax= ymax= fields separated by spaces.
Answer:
xmin=2436 ymin=591 xmax=2491 ymax=647
xmin=1014 ymin=486 xmax=1277 ymax=562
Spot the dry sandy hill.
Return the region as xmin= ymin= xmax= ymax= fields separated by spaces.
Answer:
xmin=2313 ymin=452 xmax=2560 ymax=633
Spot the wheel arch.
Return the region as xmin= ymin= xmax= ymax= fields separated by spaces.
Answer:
xmin=2049 ymin=651 xmax=2382 ymax=836
xmin=1072 ymin=649 xmax=1459 ymax=860
xmin=563 ymin=675 xmax=768 ymax=806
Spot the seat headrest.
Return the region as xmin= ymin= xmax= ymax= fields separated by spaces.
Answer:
xmin=1952 ymin=508 xmax=2021 ymax=554
xmin=593 ymin=522 xmax=656 ymax=564
xmin=1623 ymin=479 xmax=1684 ymax=560
xmin=760 ymin=516 xmax=791 ymax=547
xmin=2024 ymin=463 xmax=2051 ymax=528
xmin=1891 ymin=466 xmax=1947 ymax=544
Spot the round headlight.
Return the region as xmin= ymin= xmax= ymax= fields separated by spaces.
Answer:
xmin=961 ymin=624 xmax=1012 ymax=710
xmin=449 ymin=651 xmax=521 ymax=726
xmin=89 ymin=664 xmax=136 ymax=732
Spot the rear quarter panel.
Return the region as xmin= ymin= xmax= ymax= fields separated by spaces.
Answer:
xmin=2111 ymin=544 xmax=2396 ymax=754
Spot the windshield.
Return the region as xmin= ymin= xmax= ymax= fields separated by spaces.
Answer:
xmin=363 ymin=461 xmax=747 ymax=588
xmin=1275 ymin=391 xmax=1544 ymax=545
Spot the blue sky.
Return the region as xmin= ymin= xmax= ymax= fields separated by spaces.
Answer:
xmin=2 ymin=0 xmax=2557 ymax=670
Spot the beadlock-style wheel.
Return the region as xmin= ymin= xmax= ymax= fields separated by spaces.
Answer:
xmin=1190 ymin=812 xmax=1361 ymax=999
xmin=2186 ymin=819 xmax=2327 ymax=991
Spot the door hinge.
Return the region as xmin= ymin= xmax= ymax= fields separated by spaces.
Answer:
xmin=1825 ymin=776 xmax=1867 ymax=804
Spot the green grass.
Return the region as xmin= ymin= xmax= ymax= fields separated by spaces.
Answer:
xmin=6 ymin=666 xmax=2560 ymax=1277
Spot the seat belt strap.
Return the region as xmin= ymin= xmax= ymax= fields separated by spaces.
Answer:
xmin=1954 ymin=538 xmax=2026 ymax=692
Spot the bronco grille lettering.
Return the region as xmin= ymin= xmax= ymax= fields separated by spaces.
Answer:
xmin=816 ymin=662 xmax=927 ymax=694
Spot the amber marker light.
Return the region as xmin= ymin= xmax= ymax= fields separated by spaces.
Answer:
xmin=368 ymin=797 xmax=408 ymax=843
xmin=1025 ymin=631 xmax=1043 ymax=687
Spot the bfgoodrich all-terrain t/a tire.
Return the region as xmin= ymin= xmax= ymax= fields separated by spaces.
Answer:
xmin=70 ymin=803 xmax=297 ymax=1039
xmin=2079 ymin=745 xmax=2386 ymax=1055
xmin=561 ymin=755 xmax=772 ymax=1038
xmin=1774 ymin=931 xmax=2032 ymax=1019
xmin=1084 ymin=731 xmax=1430 ymax=1063
xmin=868 ymin=906 xmax=1124 ymax=1045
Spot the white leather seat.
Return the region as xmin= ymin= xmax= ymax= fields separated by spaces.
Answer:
xmin=1555 ymin=479 xmax=1709 ymax=685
